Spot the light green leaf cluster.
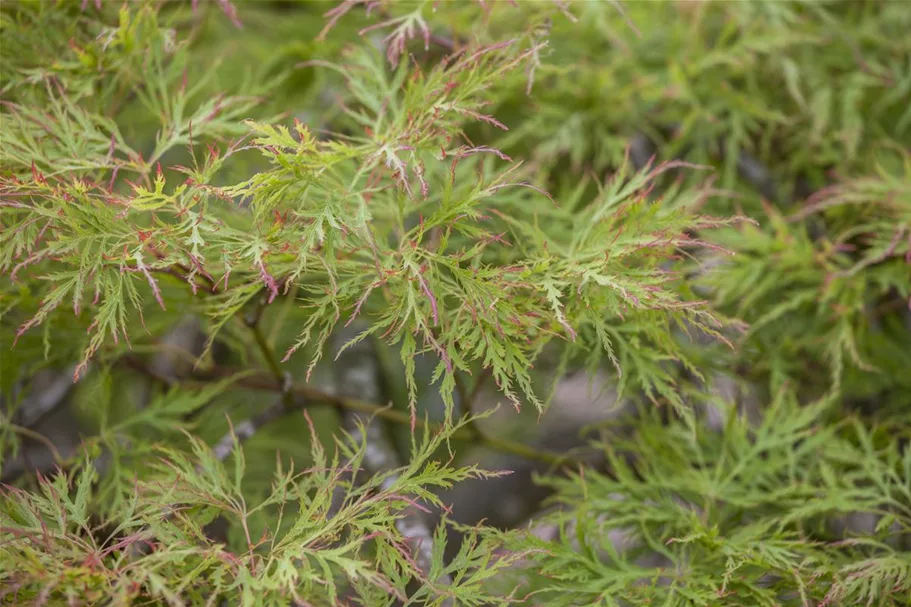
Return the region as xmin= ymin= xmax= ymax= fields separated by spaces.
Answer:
xmin=1 ymin=413 xmax=518 ymax=605
xmin=498 ymin=391 xmax=911 ymax=605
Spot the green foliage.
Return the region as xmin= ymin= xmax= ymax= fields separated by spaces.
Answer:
xmin=2 ymin=0 xmax=909 ymax=605
xmin=1 ymin=416 xmax=518 ymax=605
xmin=0 ymin=0 xmax=727 ymax=414
xmin=500 ymin=393 xmax=911 ymax=606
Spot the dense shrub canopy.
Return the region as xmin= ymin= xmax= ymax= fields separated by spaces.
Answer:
xmin=1 ymin=1 xmax=909 ymax=605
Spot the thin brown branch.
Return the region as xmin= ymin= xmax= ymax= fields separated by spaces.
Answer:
xmin=271 ymin=373 xmax=574 ymax=467
xmin=244 ymin=293 xmax=295 ymax=411
xmin=5 ymin=424 xmax=65 ymax=468
xmin=123 ymin=355 xmax=580 ymax=468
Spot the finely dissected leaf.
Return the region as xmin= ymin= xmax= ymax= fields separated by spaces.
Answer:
xmin=502 ymin=393 xmax=911 ymax=606
xmin=0 ymin=409 xmax=516 ymax=605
